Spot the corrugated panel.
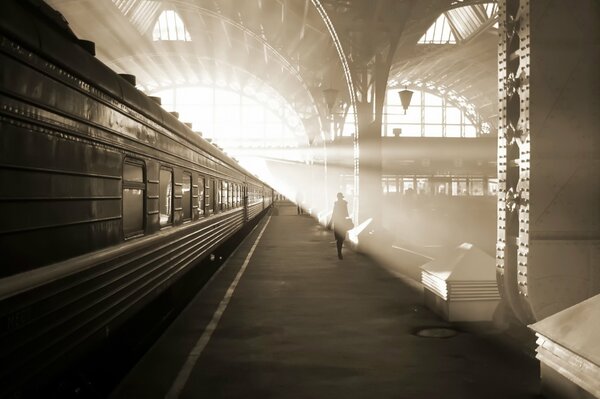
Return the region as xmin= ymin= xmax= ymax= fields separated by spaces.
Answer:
xmin=112 ymin=0 xmax=161 ymax=35
xmin=422 ymin=271 xmax=448 ymax=300
xmin=446 ymin=5 xmax=488 ymax=40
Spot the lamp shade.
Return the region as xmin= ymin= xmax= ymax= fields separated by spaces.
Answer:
xmin=398 ymin=88 xmax=414 ymax=114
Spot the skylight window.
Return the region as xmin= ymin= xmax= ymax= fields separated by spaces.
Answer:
xmin=112 ymin=0 xmax=161 ymax=35
xmin=419 ymin=2 xmax=498 ymax=44
xmin=152 ymin=10 xmax=191 ymax=41
xmin=484 ymin=3 xmax=500 ymax=29
xmin=418 ymin=14 xmax=456 ymax=44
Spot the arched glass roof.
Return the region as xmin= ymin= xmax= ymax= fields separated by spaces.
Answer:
xmin=152 ymin=10 xmax=192 ymax=41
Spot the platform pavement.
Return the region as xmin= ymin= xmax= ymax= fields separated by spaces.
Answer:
xmin=111 ymin=201 xmax=541 ymax=399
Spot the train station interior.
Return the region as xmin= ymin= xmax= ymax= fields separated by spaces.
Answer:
xmin=0 ymin=0 xmax=598 ymax=398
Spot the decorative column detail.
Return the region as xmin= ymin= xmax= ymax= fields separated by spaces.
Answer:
xmin=498 ymin=0 xmax=600 ymax=324
xmin=497 ymin=0 xmax=534 ymax=324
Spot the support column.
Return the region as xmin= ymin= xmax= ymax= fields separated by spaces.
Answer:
xmin=356 ymin=102 xmax=382 ymax=225
xmin=352 ymin=48 xmax=399 ymax=229
xmin=497 ymin=0 xmax=600 ymax=325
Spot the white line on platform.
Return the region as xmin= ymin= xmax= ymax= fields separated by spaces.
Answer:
xmin=165 ymin=216 xmax=272 ymax=399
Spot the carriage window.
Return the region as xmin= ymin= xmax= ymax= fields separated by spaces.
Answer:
xmin=221 ymin=181 xmax=228 ymax=210
xmin=123 ymin=160 xmax=145 ymax=237
xmin=227 ymin=182 xmax=232 ymax=208
xmin=182 ymin=172 xmax=192 ymax=220
xmin=206 ymin=178 xmax=214 ymax=215
xmin=214 ymin=179 xmax=219 ymax=211
xmin=159 ymin=168 xmax=173 ymax=226
xmin=198 ymin=176 xmax=205 ymax=216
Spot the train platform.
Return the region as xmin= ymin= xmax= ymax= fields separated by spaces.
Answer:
xmin=110 ymin=200 xmax=541 ymax=399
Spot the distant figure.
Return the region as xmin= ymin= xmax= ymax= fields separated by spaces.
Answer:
xmin=296 ymin=191 xmax=304 ymax=215
xmin=329 ymin=192 xmax=352 ymax=259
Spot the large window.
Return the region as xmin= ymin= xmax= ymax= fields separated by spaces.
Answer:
xmin=205 ymin=178 xmax=215 ymax=215
xmin=159 ymin=168 xmax=173 ymax=227
xmin=150 ymin=86 xmax=305 ymax=150
xmin=152 ymin=10 xmax=191 ymax=41
xmin=198 ymin=176 xmax=205 ymax=216
xmin=215 ymin=179 xmax=222 ymax=212
xmin=340 ymin=88 xmax=480 ymax=138
xmin=123 ymin=160 xmax=145 ymax=237
xmin=221 ymin=181 xmax=229 ymax=210
xmin=383 ymin=88 xmax=477 ymax=137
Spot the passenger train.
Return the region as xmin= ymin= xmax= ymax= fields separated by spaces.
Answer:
xmin=0 ymin=1 xmax=273 ymax=395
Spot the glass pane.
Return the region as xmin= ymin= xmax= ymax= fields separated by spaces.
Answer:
xmin=435 ymin=182 xmax=450 ymax=195
xmin=446 ymin=107 xmax=462 ymax=124
xmin=424 ymin=106 xmax=443 ymax=124
xmin=387 ymin=112 xmax=412 ymax=125
xmin=452 ymin=178 xmax=468 ymax=195
xmin=242 ymin=107 xmax=264 ymax=124
xmin=124 ymin=163 xmax=143 ymax=182
xmin=404 ymin=105 xmax=421 ymax=124
xmin=216 ymin=180 xmax=222 ymax=211
xmin=214 ymin=89 xmax=240 ymax=105
xmin=464 ymin=125 xmax=477 ymax=137
xmin=221 ymin=181 xmax=228 ymax=209
xmin=228 ymin=183 xmax=232 ymax=207
xmin=424 ymin=126 xmax=443 ymax=137
xmin=182 ymin=173 xmax=191 ymax=220
xmin=402 ymin=178 xmax=415 ymax=193
xmin=265 ymin=123 xmax=283 ymax=138
xmin=215 ymin=106 xmax=239 ymax=124
xmin=487 ymin=179 xmax=498 ymax=195
xmin=198 ymin=177 xmax=205 ymax=216
xmin=424 ymin=92 xmax=443 ymax=106
xmin=470 ymin=178 xmax=484 ymax=196
xmin=384 ymin=177 xmax=398 ymax=193
xmin=160 ymin=169 xmax=172 ymax=226
xmin=416 ymin=178 xmax=430 ymax=195
xmin=409 ymin=90 xmax=421 ymax=104
xmin=123 ymin=188 xmax=143 ymax=235
xmin=207 ymin=179 xmax=214 ymax=213
xmin=446 ymin=124 xmax=462 ymax=137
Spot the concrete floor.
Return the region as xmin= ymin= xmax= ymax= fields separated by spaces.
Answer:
xmin=111 ymin=201 xmax=542 ymax=399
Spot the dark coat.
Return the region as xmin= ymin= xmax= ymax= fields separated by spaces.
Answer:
xmin=331 ymin=199 xmax=350 ymax=239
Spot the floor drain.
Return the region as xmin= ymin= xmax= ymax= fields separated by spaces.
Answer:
xmin=415 ymin=327 xmax=458 ymax=338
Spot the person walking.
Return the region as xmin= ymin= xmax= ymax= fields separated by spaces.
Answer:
xmin=329 ymin=192 xmax=352 ymax=259
xmin=296 ymin=191 xmax=304 ymax=215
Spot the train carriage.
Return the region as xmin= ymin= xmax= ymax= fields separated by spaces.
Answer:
xmin=0 ymin=1 xmax=273 ymax=396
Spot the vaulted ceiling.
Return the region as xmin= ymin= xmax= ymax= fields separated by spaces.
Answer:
xmin=46 ymin=0 xmax=499 ymax=141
